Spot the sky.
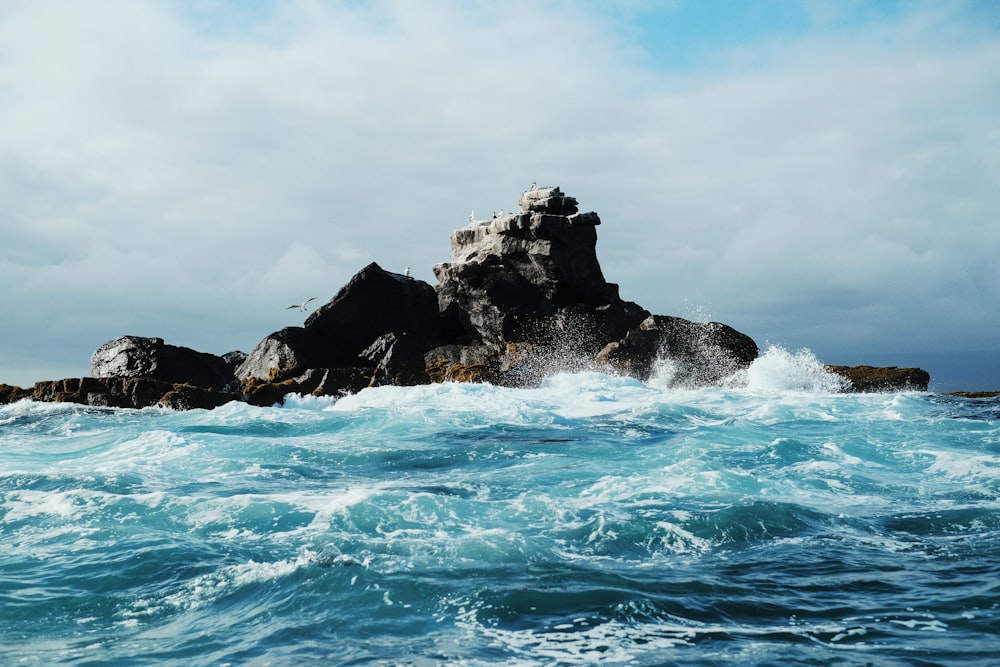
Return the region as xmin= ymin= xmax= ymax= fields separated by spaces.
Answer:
xmin=1 ymin=0 xmax=998 ymax=392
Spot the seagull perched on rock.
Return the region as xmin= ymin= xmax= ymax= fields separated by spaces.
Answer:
xmin=469 ymin=210 xmax=476 ymax=223
xmin=529 ymin=181 xmax=537 ymax=191
xmin=287 ymin=297 xmax=316 ymax=312
xmin=404 ymin=266 xmax=411 ymax=277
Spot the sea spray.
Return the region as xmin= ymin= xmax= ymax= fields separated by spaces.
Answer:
xmin=742 ymin=345 xmax=849 ymax=393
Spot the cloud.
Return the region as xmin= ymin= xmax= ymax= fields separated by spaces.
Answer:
xmin=1 ymin=0 xmax=997 ymax=388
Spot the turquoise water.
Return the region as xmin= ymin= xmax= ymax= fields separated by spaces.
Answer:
xmin=2 ymin=348 xmax=998 ymax=665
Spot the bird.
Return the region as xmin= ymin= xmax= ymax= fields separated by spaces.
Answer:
xmin=404 ymin=266 xmax=411 ymax=277
xmin=469 ymin=210 xmax=476 ymax=223
xmin=287 ymin=297 xmax=316 ymax=312
xmin=529 ymin=181 xmax=537 ymax=191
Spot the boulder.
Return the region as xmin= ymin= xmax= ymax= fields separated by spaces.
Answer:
xmin=235 ymin=326 xmax=328 ymax=383
xmin=518 ymin=185 xmax=579 ymax=215
xmin=825 ymin=365 xmax=930 ymax=392
xmin=243 ymin=367 xmax=372 ymax=407
xmin=238 ymin=263 xmax=442 ymax=383
xmin=91 ymin=335 xmax=236 ymax=390
xmin=0 ymin=384 xmax=30 ymax=404
xmin=597 ymin=315 xmax=759 ymax=386
xmin=305 ymin=262 xmax=442 ymax=357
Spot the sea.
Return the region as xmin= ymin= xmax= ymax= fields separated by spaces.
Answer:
xmin=2 ymin=347 xmax=998 ymax=666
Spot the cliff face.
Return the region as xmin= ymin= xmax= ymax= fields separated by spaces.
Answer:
xmin=2 ymin=185 xmax=930 ymax=410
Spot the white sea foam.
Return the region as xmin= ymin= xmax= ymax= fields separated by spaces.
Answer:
xmin=161 ymin=553 xmax=313 ymax=611
xmin=742 ymin=346 xmax=848 ymax=393
xmin=281 ymin=392 xmax=337 ymax=410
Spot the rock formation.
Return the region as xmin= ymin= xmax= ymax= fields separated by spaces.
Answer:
xmin=434 ymin=187 xmax=648 ymax=352
xmin=597 ymin=315 xmax=759 ymax=386
xmin=824 ymin=365 xmax=931 ymax=393
xmin=0 ymin=186 xmax=934 ymax=410
xmin=236 ymin=262 xmax=440 ymax=384
xmin=92 ymin=335 xmax=239 ymax=390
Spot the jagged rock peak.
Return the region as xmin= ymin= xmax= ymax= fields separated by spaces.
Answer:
xmin=518 ymin=185 xmax=578 ymax=215
xmin=447 ymin=187 xmax=600 ymax=268
xmin=433 ymin=186 xmax=648 ymax=350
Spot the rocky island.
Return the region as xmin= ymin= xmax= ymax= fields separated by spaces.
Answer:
xmin=0 ymin=186 xmax=930 ymax=410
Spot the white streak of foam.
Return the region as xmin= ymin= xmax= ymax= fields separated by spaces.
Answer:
xmin=161 ymin=553 xmax=313 ymax=611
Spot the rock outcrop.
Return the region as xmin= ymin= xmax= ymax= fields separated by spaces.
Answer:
xmin=0 ymin=185 xmax=935 ymax=410
xmin=432 ymin=186 xmax=649 ymax=380
xmin=91 ymin=336 xmax=238 ymax=390
xmin=436 ymin=187 xmax=648 ymax=347
xmin=597 ymin=315 xmax=759 ymax=386
xmin=825 ymin=365 xmax=930 ymax=392
xmin=27 ymin=376 xmax=240 ymax=410
xmin=236 ymin=262 xmax=440 ymax=384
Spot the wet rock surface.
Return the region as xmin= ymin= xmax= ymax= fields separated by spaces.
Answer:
xmin=825 ymin=365 xmax=931 ymax=392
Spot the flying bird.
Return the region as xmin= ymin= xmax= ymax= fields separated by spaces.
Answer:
xmin=287 ymin=297 xmax=317 ymax=312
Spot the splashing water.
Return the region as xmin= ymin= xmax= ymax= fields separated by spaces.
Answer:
xmin=742 ymin=345 xmax=849 ymax=393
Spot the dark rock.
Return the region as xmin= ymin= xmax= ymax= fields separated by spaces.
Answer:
xmin=305 ymin=262 xmax=442 ymax=358
xmin=222 ymin=350 xmax=248 ymax=370
xmin=424 ymin=344 xmax=500 ymax=384
xmin=361 ymin=333 xmax=430 ymax=387
xmin=518 ymin=185 xmax=579 ymax=215
xmin=0 ymin=384 xmax=30 ymax=403
xmin=91 ymin=335 xmax=236 ymax=390
xmin=943 ymin=390 xmax=1000 ymax=398
xmin=235 ymin=327 xmax=328 ymax=383
xmin=159 ymin=384 xmax=239 ymax=410
xmin=595 ymin=329 xmax=662 ymax=380
xmin=597 ymin=315 xmax=759 ymax=386
xmin=243 ymin=375 xmax=303 ymax=407
xmin=433 ymin=190 xmax=648 ymax=364
xmin=825 ymin=365 xmax=930 ymax=392
xmin=27 ymin=376 xmax=240 ymax=409
xmin=313 ymin=367 xmax=373 ymax=397
xmin=239 ymin=263 xmax=442 ymax=384
xmin=243 ymin=366 xmax=373 ymax=406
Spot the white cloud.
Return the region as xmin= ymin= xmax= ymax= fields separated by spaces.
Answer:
xmin=1 ymin=0 xmax=997 ymax=389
